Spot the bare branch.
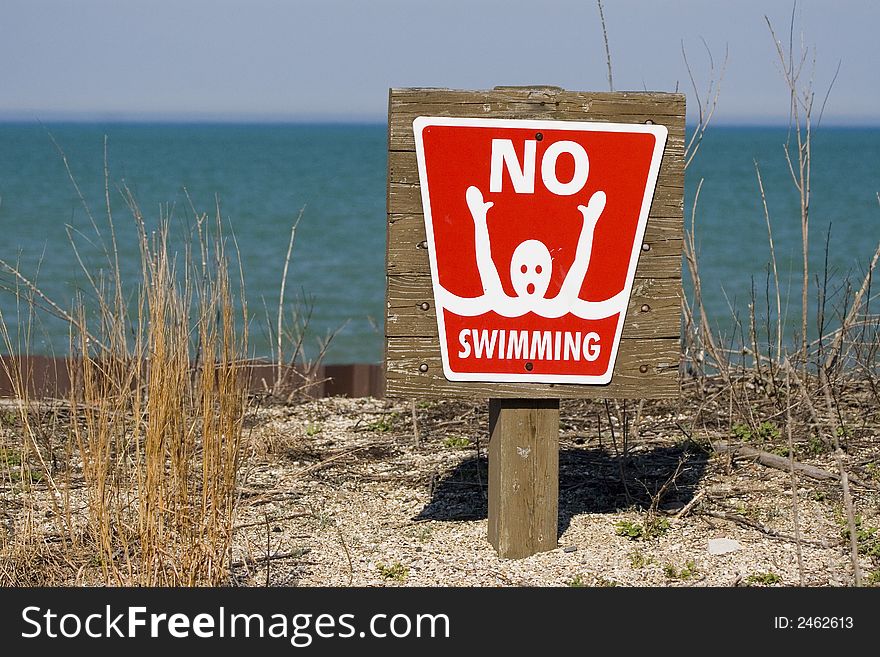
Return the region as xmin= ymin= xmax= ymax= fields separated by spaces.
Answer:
xmin=682 ymin=41 xmax=727 ymax=170
xmin=596 ymin=0 xmax=613 ymax=91
xmin=816 ymin=59 xmax=841 ymax=127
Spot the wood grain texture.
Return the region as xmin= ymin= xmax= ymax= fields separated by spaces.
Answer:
xmin=488 ymin=398 xmax=559 ymax=559
xmin=388 ymin=181 xmax=684 ymax=217
xmin=385 ymin=88 xmax=684 ymax=399
xmin=388 ymin=149 xmax=683 ymax=189
xmin=388 ymin=88 xmax=687 ymax=153
xmin=386 ymin=336 xmax=680 ymax=399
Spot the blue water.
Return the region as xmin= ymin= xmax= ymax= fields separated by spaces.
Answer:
xmin=0 ymin=123 xmax=386 ymax=362
xmin=685 ymin=127 xmax=880 ymax=346
xmin=0 ymin=123 xmax=878 ymax=362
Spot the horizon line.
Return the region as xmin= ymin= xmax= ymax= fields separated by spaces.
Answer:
xmin=0 ymin=114 xmax=877 ymax=129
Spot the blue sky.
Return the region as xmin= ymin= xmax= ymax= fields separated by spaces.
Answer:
xmin=1 ymin=0 xmax=877 ymax=124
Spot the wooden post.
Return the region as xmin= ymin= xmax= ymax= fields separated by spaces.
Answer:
xmin=488 ymin=398 xmax=559 ymax=559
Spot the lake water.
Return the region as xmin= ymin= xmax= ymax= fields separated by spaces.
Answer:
xmin=0 ymin=123 xmax=878 ymax=362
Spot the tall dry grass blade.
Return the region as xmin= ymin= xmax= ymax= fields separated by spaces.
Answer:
xmin=767 ymin=10 xmax=816 ymax=366
xmin=754 ymin=161 xmax=783 ymax=362
xmin=276 ymin=208 xmax=305 ymax=395
xmin=784 ymin=367 xmax=805 ymax=585
xmin=823 ymin=234 xmax=880 ymax=374
xmin=596 ymin=0 xmax=613 ymax=91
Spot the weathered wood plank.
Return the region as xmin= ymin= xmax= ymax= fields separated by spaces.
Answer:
xmin=488 ymin=398 xmax=559 ymax=559
xmin=388 ymin=90 xmax=686 ymax=155
xmin=390 ymin=129 xmax=686 ymax=158
xmin=388 ymin=149 xmax=684 ymax=190
xmin=389 ymin=88 xmax=685 ymax=115
xmin=389 ymin=109 xmax=687 ymax=140
xmin=385 ymin=336 xmax=680 ymax=399
xmin=390 ymin=121 xmax=685 ymax=156
xmin=388 ymin=181 xmax=684 ymax=217
xmin=390 ymin=107 xmax=687 ymax=135
xmin=386 ymin=275 xmax=681 ymax=339
xmin=386 ymin=213 xmax=682 ymax=279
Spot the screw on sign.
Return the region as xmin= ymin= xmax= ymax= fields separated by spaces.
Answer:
xmin=413 ymin=117 xmax=667 ymax=385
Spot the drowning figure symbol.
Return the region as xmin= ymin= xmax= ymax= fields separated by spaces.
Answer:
xmin=435 ymin=186 xmax=628 ymax=319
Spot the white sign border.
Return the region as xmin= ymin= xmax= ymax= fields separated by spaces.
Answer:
xmin=412 ymin=116 xmax=668 ymax=385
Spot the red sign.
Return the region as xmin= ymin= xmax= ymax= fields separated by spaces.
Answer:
xmin=413 ymin=117 xmax=667 ymax=384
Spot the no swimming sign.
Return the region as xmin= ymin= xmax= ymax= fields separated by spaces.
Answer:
xmin=385 ymin=88 xmax=684 ymax=400
xmin=413 ymin=117 xmax=667 ymax=384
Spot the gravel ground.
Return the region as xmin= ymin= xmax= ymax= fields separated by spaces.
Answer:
xmin=228 ymin=392 xmax=879 ymax=587
xmin=2 ymin=384 xmax=877 ymax=587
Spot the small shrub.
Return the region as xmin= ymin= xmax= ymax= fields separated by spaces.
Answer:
xmin=648 ymin=518 xmax=670 ymax=538
xmin=304 ymin=423 xmax=322 ymax=436
xmin=594 ymin=577 xmax=617 ymax=587
xmin=630 ymin=550 xmax=653 ymax=569
xmin=731 ymin=421 xmax=780 ymax=444
xmin=756 ymin=421 xmax=781 ymax=442
xmin=442 ymin=435 xmax=472 ymax=449
xmin=680 ymin=560 xmax=698 ymax=580
xmin=616 ymin=520 xmax=643 ymax=539
xmin=376 ymin=562 xmax=409 ymax=582
xmin=838 ymin=515 xmax=880 ymax=558
xmin=802 ymin=435 xmax=830 ymax=456
xmin=645 ymin=517 xmax=670 ymax=538
xmin=0 ymin=447 xmax=22 ymax=468
xmin=368 ymin=413 xmax=397 ymax=433
xmin=568 ymin=574 xmax=588 ymax=587
xmin=746 ymin=572 xmax=782 ymax=586
xmin=664 ymin=560 xmax=698 ymax=580
xmin=615 ymin=516 xmax=669 ymax=541
xmin=730 ymin=420 xmax=782 ymax=443
xmin=857 ymin=525 xmax=880 ymax=558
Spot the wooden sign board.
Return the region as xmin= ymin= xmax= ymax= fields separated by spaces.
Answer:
xmin=385 ymin=88 xmax=684 ymax=399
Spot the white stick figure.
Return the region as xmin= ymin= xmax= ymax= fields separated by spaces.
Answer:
xmin=435 ymin=186 xmax=628 ymax=319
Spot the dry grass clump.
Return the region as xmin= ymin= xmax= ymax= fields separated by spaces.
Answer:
xmin=1 ymin=191 xmax=249 ymax=585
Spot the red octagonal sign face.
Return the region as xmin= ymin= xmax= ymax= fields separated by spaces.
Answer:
xmin=413 ymin=117 xmax=668 ymax=384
